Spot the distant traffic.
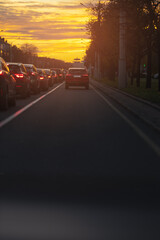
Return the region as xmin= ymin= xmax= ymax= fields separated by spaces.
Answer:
xmin=0 ymin=57 xmax=89 ymax=111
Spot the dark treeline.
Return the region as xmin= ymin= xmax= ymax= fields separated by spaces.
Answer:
xmin=0 ymin=39 xmax=71 ymax=69
xmin=85 ymin=0 xmax=160 ymax=90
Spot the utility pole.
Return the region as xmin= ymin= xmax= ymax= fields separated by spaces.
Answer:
xmin=118 ymin=8 xmax=127 ymax=88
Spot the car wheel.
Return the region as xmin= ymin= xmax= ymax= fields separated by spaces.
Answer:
xmin=0 ymin=86 xmax=9 ymax=110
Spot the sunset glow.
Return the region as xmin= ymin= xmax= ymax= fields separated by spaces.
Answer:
xmin=0 ymin=0 xmax=91 ymax=62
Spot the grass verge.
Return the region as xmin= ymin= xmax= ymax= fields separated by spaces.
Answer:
xmin=98 ymin=77 xmax=160 ymax=105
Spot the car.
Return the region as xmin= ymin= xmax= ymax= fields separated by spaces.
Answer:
xmin=154 ymin=73 xmax=159 ymax=79
xmin=0 ymin=57 xmax=16 ymax=110
xmin=24 ymin=64 xmax=40 ymax=94
xmin=65 ymin=68 xmax=89 ymax=89
xmin=44 ymin=69 xmax=54 ymax=87
xmin=43 ymin=69 xmax=54 ymax=87
xmin=37 ymin=68 xmax=49 ymax=91
xmin=50 ymin=69 xmax=57 ymax=84
xmin=51 ymin=68 xmax=63 ymax=82
xmin=7 ymin=62 xmax=31 ymax=98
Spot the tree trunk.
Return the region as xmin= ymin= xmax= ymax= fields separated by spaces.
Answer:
xmin=131 ymin=58 xmax=136 ymax=85
xmin=146 ymin=35 xmax=152 ymax=88
xmin=136 ymin=52 xmax=141 ymax=87
xmin=158 ymin=30 xmax=160 ymax=91
xmin=146 ymin=2 xmax=153 ymax=89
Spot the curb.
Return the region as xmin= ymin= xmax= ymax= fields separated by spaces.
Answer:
xmin=90 ymin=81 xmax=160 ymax=134
xmin=91 ymin=79 xmax=160 ymax=111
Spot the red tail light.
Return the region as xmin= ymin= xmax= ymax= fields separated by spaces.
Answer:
xmin=40 ymin=76 xmax=44 ymax=80
xmin=82 ymin=74 xmax=88 ymax=77
xmin=31 ymin=72 xmax=35 ymax=75
xmin=59 ymin=74 xmax=62 ymax=77
xmin=66 ymin=74 xmax=72 ymax=77
xmin=48 ymin=75 xmax=51 ymax=78
xmin=16 ymin=85 xmax=22 ymax=88
xmin=15 ymin=74 xmax=24 ymax=78
xmin=0 ymin=70 xmax=3 ymax=75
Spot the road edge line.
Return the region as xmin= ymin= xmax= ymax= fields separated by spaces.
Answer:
xmin=92 ymin=85 xmax=160 ymax=158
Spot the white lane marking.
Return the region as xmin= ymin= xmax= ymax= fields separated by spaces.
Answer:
xmin=0 ymin=83 xmax=64 ymax=128
xmin=92 ymin=86 xmax=160 ymax=158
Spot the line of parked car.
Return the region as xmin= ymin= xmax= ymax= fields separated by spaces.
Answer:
xmin=0 ymin=57 xmax=65 ymax=110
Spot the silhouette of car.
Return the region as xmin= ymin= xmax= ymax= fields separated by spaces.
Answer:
xmin=37 ymin=68 xmax=49 ymax=91
xmin=24 ymin=64 xmax=40 ymax=94
xmin=51 ymin=68 xmax=63 ymax=82
xmin=43 ymin=69 xmax=54 ymax=87
xmin=0 ymin=57 xmax=16 ymax=110
xmin=65 ymin=68 xmax=89 ymax=89
xmin=50 ymin=69 xmax=57 ymax=84
xmin=7 ymin=62 xmax=31 ymax=98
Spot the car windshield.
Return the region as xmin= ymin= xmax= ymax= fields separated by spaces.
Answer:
xmin=8 ymin=65 xmax=21 ymax=73
xmin=69 ymin=69 xmax=87 ymax=75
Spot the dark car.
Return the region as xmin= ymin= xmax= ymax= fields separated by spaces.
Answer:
xmin=44 ymin=69 xmax=53 ymax=87
xmin=51 ymin=68 xmax=63 ymax=82
xmin=37 ymin=68 xmax=49 ymax=91
xmin=24 ymin=64 xmax=40 ymax=94
xmin=7 ymin=62 xmax=31 ymax=98
xmin=0 ymin=57 xmax=16 ymax=110
xmin=50 ymin=69 xmax=57 ymax=84
xmin=65 ymin=68 xmax=89 ymax=89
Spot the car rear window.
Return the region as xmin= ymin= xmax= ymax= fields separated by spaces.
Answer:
xmin=8 ymin=65 xmax=21 ymax=73
xmin=25 ymin=66 xmax=32 ymax=72
xmin=44 ymin=70 xmax=50 ymax=74
xmin=69 ymin=69 xmax=87 ymax=75
xmin=37 ymin=69 xmax=42 ymax=74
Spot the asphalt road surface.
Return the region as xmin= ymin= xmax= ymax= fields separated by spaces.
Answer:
xmin=0 ymin=82 xmax=160 ymax=240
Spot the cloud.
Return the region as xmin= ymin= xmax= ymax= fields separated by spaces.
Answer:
xmin=0 ymin=0 xmax=89 ymax=61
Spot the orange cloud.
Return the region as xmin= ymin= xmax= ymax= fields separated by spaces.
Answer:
xmin=0 ymin=0 xmax=90 ymax=62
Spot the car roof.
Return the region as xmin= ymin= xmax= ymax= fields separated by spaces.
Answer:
xmin=7 ymin=62 xmax=23 ymax=66
xmin=23 ymin=64 xmax=34 ymax=67
xmin=68 ymin=68 xmax=86 ymax=70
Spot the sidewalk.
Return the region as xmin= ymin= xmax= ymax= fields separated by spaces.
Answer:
xmin=90 ymin=79 xmax=160 ymax=133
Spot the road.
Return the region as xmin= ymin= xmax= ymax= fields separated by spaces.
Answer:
xmin=0 ymin=82 xmax=160 ymax=240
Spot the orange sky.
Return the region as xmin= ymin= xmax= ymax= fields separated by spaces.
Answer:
xmin=0 ymin=0 xmax=91 ymax=62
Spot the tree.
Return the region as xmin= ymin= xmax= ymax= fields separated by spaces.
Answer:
xmin=20 ymin=43 xmax=39 ymax=56
xmin=85 ymin=0 xmax=160 ymax=91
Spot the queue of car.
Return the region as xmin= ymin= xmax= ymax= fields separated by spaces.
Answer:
xmin=0 ymin=57 xmax=64 ymax=111
xmin=0 ymin=55 xmax=90 ymax=111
